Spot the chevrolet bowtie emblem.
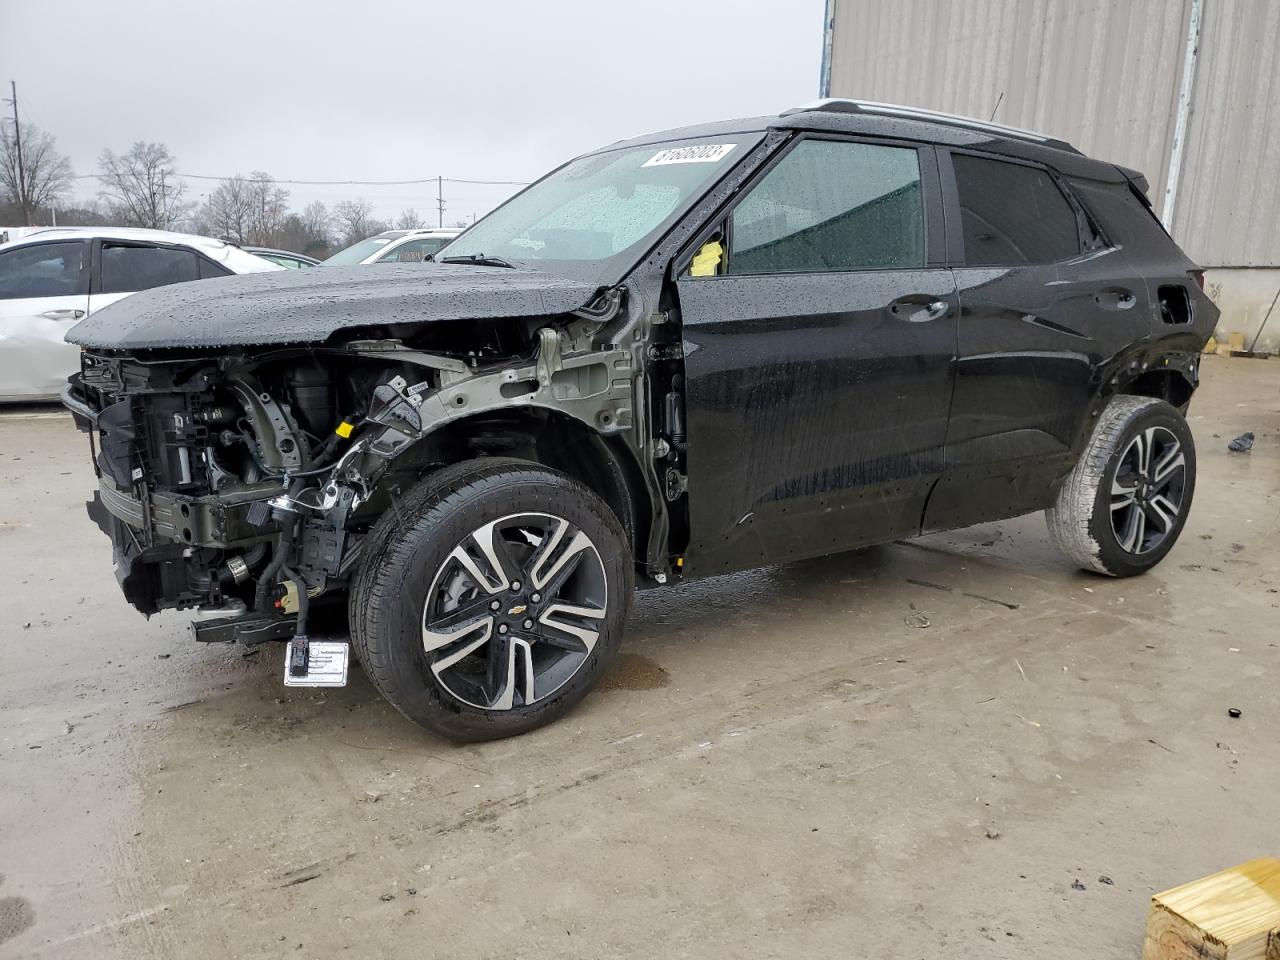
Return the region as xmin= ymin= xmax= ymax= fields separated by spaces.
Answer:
xmin=508 ymin=604 xmax=528 ymax=616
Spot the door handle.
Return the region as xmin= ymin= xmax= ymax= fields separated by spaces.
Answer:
xmin=41 ymin=309 xmax=85 ymax=320
xmin=888 ymin=298 xmax=950 ymax=323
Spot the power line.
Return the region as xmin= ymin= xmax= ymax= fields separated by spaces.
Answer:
xmin=69 ymin=172 xmax=529 ymax=186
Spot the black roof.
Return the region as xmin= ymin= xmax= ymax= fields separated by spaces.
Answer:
xmin=607 ymin=99 xmax=1131 ymax=185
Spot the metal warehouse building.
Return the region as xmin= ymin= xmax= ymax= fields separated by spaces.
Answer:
xmin=821 ymin=0 xmax=1280 ymax=352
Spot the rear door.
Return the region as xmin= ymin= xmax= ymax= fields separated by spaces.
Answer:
xmin=926 ymin=150 xmax=1150 ymax=530
xmin=0 ymin=239 xmax=90 ymax=400
xmin=675 ymin=135 xmax=958 ymax=575
xmin=89 ymin=240 xmax=204 ymax=313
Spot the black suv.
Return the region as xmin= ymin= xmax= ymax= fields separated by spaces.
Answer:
xmin=63 ymin=100 xmax=1215 ymax=740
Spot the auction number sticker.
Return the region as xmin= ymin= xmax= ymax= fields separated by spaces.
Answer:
xmin=643 ymin=143 xmax=737 ymax=167
xmin=283 ymin=640 xmax=350 ymax=688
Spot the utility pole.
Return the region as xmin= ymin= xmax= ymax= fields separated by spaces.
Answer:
xmin=436 ymin=175 xmax=444 ymax=228
xmin=7 ymin=80 xmax=30 ymax=226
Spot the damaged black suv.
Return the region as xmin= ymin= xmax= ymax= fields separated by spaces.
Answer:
xmin=64 ymin=100 xmax=1215 ymax=740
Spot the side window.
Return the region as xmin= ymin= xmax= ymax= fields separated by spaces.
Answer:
xmin=0 ymin=241 xmax=88 ymax=300
xmin=100 ymin=243 xmax=200 ymax=294
xmin=377 ymin=237 xmax=447 ymax=263
xmin=198 ymin=257 xmax=232 ymax=278
xmin=727 ymin=139 xmax=924 ymax=275
xmin=951 ymin=155 xmax=1081 ymax=265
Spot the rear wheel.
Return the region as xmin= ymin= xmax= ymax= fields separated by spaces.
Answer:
xmin=1047 ymin=395 xmax=1196 ymax=577
xmin=351 ymin=458 xmax=632 ymax=741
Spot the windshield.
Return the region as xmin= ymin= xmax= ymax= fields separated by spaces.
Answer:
xmin=438 ymin=136 xmax=759 ymax=280
xmin=323 ymin=235 xmax=398 ymax=265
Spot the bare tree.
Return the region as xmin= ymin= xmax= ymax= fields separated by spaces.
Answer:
xmin=0 ymin=122 xmax=73 ymax=225
xmin=245 ymin=171 xmax=290 ymax=245
xmin=332 ymin=198 xmax=378 ymax=246
xmin=301 ymin=201 xmax=331 ymax=246
xmin=395 ymin=208 xmax=425 ymax=230
xmin=201 ymin=175 xmax=254 ymax=243
xmin=97 ymin=141 xmax=191 ymax=229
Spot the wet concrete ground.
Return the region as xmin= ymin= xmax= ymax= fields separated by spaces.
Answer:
xmin=1 ymin=356 xmax=1277 ymax=959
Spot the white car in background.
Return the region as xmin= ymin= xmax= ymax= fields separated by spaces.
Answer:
xmin=322 ymin=227 xmax=464 ymax=266
xmin=0 ymin=227 xmax=281 ymax=402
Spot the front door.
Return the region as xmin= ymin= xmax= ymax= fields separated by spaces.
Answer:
xmin=0 ymin=239 xmax=90 ymax=401
xmin=675 ymin=136 xmax=957 ymax=576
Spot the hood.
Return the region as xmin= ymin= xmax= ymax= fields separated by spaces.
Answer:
xmin=67 ymin=263 xmax=598 ymax=350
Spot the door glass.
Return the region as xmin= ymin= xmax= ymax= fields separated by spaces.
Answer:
xmin=377 ymin=237 xmax=448 ymax=262
xmin=952 ymin=155 xmax=1081 ymax=265
xmin=728 ymin=140 xmax=924 ymax=275
xmin=199 ymin=257 xmax=232 ymax=278
xmin=100 ymin=244 xmax=200 ymax=293
xmin=0 ymin=241 xmax=88 ymax=299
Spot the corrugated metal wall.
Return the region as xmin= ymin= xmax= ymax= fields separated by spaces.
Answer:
xmin=1174 ymin=0 xmax=1280 ymax=266
xmin=827 ymin=0 xmax=1280 ymax=267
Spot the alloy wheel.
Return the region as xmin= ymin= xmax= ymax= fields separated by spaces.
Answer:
xmin=421 ymin=512 xmax=608 ymax=710
xmin=1109 ymin=426 xmax=1187 ymax=555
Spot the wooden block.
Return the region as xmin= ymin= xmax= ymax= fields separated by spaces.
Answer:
xmin=1142 ymin=858 xmax=1280 ymax=960
xmin=1228 ymin=331 xmax=1247 ymax=352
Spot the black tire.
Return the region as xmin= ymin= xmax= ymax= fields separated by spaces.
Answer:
xmin=350 ymin=458 xmax=633 ymax=741
xmin=1047 ymin=395 xmax=1196 ymax=577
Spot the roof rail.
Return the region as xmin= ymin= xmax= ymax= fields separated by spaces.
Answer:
xmin=779 ymin=99 xmax=1078 ymax=153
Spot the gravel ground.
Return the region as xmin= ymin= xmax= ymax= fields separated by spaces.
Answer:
xmin=1 ymin=356 xmax=1277 ymax=959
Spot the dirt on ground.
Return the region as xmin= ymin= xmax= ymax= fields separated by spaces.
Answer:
xmin=1 ymin=356 xmax=1277 ymax=959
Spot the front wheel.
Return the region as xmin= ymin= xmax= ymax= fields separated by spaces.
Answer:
xmin=351 ymin=458 xmax=633 ymax=741
xmin=1047 ymin=395 xmax=1196 ymax=577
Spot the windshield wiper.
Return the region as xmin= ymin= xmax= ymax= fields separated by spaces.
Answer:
xmin=437 ymin=253 xmax=516 ymax=269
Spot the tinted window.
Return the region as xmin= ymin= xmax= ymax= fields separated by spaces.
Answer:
xmin=199 ymin=257 xmax=232 ymax=278
xmin=376 ymin=237 xmax=449 ymax=263
xmin=0 ymin=241 xmax=88 ymax=300
xmin=100 ymin=243 xmax=200 ymax=293
xmin=728 ymin=139 xmax=924 ymax=275
xmin=952 ymin=155 xmax=1081 ymax=265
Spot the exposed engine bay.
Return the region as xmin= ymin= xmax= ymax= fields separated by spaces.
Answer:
xmin=61 ymin=289 xmax=659 ymax=649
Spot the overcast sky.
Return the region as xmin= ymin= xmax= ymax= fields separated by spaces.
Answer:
xmin=0 ymin=0 xmax=826 ymax=225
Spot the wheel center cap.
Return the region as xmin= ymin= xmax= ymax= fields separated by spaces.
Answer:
xmin=507 ymin=603 xmax=528 ymax=617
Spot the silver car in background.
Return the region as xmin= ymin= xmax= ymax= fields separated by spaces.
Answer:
xmin=321 ymin=227 xmax=463 ymax=265
xmin=0 ymin=227 xmax=281 ymax=401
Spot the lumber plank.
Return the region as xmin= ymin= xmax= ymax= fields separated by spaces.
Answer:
xmin=1142 ymin=858 xmax=1280 ymax=960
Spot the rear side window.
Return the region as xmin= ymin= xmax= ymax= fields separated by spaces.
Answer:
xmin=1067 ymin=177 xmax=1174 ymax=252
xmin=198 ymin=257 xmax=232 ymax=278
xmin=100 ymin=243 xmax=200 ymax=293
xmin=376 ymin=237 xmax=450 ymax=263
xmin=729 ymin=139 xmax=924 ymax=274
xmin=951 ymin=154 xmax=1081 ymax=265
xmin=0 ymin=241 xmax=88 ymax=299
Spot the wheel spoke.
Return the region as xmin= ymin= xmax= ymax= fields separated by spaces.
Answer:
xmin=488 ymin=636 xmax=535 ymax=710
xmin=529 ymin=521 xmax=594 ymax=592
xmin=538 ymin=601 xmax=605 ymax=654
xmin=449 ymin=519 xmax=513 ymax=595
xmin=1134 ymin=428 xmax=1154 ymax=477
xmin=423 ymin=596 xmax=494 ymax=653
xmin=1110 ymin=486 xmax=1137 ymax=511
xmin=1148 ymin=493 xmax=1180 ymax=533
xmin=1151 ymin=440 xmax=1185 ymax=488
xmin=429 ymin=622 xmax=491 ymax=669
xmin=1117 ymin=502 xmax=1146 ymax=553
